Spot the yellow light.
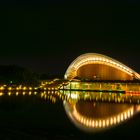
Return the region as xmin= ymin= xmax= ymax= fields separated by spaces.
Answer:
xmin=117 ymin=115 xmax=120 ymax=122
xmin=83 ymin=118 xmax=86 ymax=125
xmin=124 ymin=112 xmax=127 ymax=119
xmin=8 ymin=92 xmax=11 ymax=96
xmin=121 ymin=113 xmax=124 ymax=121
xmin=23 ymin=87 xmax=27 ymax=90
xmin=130 ymin=108 xmax=134 ymax=115
xmin=0 ymin=87 xmax=4 ymax=90
xmin=16 ymin=92 xmax=19 ymax=96
xmin=103 ymin=120 xmax=105 ymax=127
xmin=85 ymin=120 xmax=89 ymax=126
xmin=8 ymin=87 xmax=12 ymax=90
xmin=106 ymin=119 xmax=109 ymax=126
xmin=110 ymin=118 xmax=113 ymax=125
xmin=99 ymin=120 xmax=102 ymax=127
xmin=89 ymin=119 xmax=92 ymax=127
xmin=44 ymin=94 xmax=46 ymax=99
xmin=29 ymin=87 xmax=32 ymax=90
xmin=114 ymin=117 xmax=117 ymax=124
xmin=0 ymin=92 xmax=3 ymax=96
xmin=92 ymin=120 xmax=95 ymax=127
xmin=41 ymin=93 xmax=44 ymax=98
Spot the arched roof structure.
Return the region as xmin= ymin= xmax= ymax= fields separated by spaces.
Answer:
xmin=64 ymin=53 xmax=140 ymax=80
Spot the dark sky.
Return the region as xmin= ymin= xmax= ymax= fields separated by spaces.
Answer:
xmin=0 ymin=1 xmax=140 ymax=76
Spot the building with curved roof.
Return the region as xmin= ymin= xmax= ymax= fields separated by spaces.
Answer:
xmin=64 ymin=53 xmax=140 ymax=80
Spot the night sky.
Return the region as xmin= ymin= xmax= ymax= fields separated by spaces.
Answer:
xmin=0 ymin=1 xmax=140 ymax=76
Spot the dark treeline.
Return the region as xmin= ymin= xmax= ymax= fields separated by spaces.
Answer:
xmin=39 ymin=74 xmax=63 ymax=80
xmin=0 ymin=65 xmax=40 ymax=85
xmin=0 ymin=65 xmax=64 ymax=85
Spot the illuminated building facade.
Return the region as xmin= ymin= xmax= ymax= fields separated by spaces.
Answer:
xmin=64 ymin=53 xmax=140 ymax=80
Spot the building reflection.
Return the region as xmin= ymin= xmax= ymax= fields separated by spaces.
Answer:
xmin=63 ymin=92 xmax=140 ymax=133
xmin=59 ymin=90 xmax=140 ymax=104
xmin=0 ymin=90 xmax=140 ymax=133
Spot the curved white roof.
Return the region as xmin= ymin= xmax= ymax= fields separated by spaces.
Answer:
xmin=64 ymin=53 xmax=140 ymax=80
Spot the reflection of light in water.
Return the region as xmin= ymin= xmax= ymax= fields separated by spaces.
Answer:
xmin=22 ymin=92 xmax=26 ymax=95
xmin=69 ymin=93 xmax=79 ymax=99
xmin=0 ymin=91 xmax=57 ymax=103
xmin=34 ymin=92 xmax=37 ymax=95
xmin=16 ymin=92 xmax=19 ymax=96
xmin=72 ymin=105 xmax=133 ymax=128
xmin=63 ymin=101 xmax=139 ymax=133
xmin=8 ymin=92 xmax=11 ymax=96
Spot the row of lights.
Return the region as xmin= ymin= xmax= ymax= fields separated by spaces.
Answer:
xmin=0 ymin=91 xmax=37 ymax=96
xmin=72 ymin=106 xmax=134 ymax=128
xmin=0 ymin=85 xmax=38 ymax=90
xmin=75 ymin=57 xmax=132 ymax=74
xmin=126 ymin=91 xmax=140 ymax=95
xmin=81 ymin=93 xmax=140 ymax=104
xmin=41 ymin=93 xmax=56 ymax=103
xmin=67 ymin=57 xmax=134 ymax=79
xmin=0 ymin=91 xmax=57 ymax=103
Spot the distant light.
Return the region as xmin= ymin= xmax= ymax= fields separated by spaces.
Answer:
xmin=23 ymin=87 xmax=27 ymax=90
xmin=8 ymin=87 xmax=12 ymax=90
xmin=8 ymin=92 xmax=11 ymax=96
xmin=0 ymin=87 xmax=4 ymax=90
xmin=70 ymin=93 xmax=79 ymax=99
xmin=16 ymin=92 xmax=19 ymax=96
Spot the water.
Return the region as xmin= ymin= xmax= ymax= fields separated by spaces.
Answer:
xmin=0 ymin=91 xmax=140 ymax=139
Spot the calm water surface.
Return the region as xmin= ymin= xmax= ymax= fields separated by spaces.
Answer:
xmin=0 ymin=91 xmax=140 ymax=139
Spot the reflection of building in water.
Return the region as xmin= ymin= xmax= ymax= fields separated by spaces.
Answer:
xmin=60 ymin=90 xmax=140 ymax=104
xmin=65 ymin=53 xmax=140 ymax=80
xmin=61 ymin=81 xmax=140 ymax=93
xmin=64 ymin=100 xmax=140 ymax=132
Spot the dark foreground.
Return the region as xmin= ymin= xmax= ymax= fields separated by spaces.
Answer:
xmin=0 ymin=94 xmax=140 ymax=140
